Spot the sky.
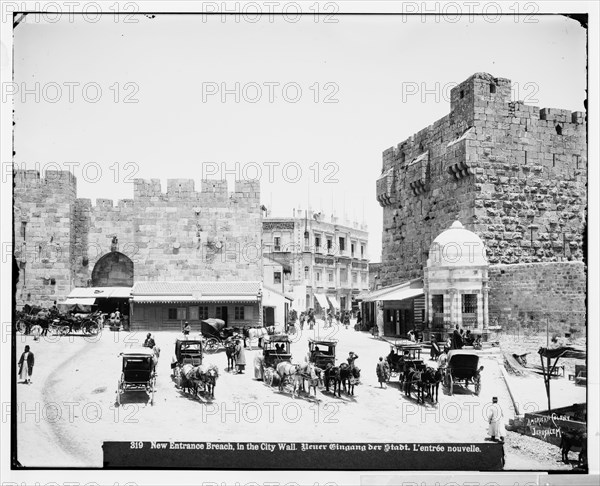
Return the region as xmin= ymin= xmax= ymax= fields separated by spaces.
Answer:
xmin=12 ymin=12 xmax=587 ymax=262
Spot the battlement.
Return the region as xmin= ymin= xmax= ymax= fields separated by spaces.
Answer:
xmin=134 ymin=178 xmax=260 ymax=201
xmin=451 ymin=72 xmax=512 ymax=111
xmin=14 ymin=169 xmax=77 ymax=188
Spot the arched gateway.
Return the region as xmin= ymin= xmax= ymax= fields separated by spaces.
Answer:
xmin=91 ymin=252 xmax=134 ymax=287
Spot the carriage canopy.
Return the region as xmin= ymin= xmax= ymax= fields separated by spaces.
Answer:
xmin=200 ymin=318 xmax=226 ymax=337
xmin=446 ymin=350 xmax=481 ymax=370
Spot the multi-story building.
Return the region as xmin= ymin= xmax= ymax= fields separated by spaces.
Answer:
xmin=262 ymin=209 xmax=369 ymax=314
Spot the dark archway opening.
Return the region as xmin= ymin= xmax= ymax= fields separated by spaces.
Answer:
xmin=92 ymin=252 xmax=134 ymax=287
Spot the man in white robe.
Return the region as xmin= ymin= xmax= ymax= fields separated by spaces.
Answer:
xmin=487 ymin=396 xmax=506 ymax=442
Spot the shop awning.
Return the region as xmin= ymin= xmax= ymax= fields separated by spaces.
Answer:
xmin=327 ymin=295 xmax=340 ymax=309
xmin=314 ymin=293 xmax=329 ymax=308
xmin=131 ymin=281 xmax=262 ymax=304
xmin=64 ymin=297 xmax=97 ymax=306
xmin=67 ymin=287 xmax=132 ymax=299
xmin=363 ymin=279 xmax=424 ymax=302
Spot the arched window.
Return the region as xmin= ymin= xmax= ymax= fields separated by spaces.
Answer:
xmin=555 ymin=124 xmax=562 ymax=135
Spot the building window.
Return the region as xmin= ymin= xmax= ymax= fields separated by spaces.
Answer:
xmin=20 ymin=221 xmax=27 ymax=239
xmin=274 ymin=236 xmax=281 ymax=251
xmin=216 ymin=306 xmax=223 ymax=319
xmin=168 ymin=308 xmax=186 ymax=320
xmin=234 ymin=306 xmax=245 ymax=320
xmin=490 ymin=83 xmax=496 ymax=94
xmin=327 ymin=239 xmax=332 ymax=251
xmin=351 ymin=243 xmax=355 ymax=257
xmin=315 ymin=235 xmax=321 ymax=251
xmin=352 ymin=272 xmax=358 ymax=284
xmin=304 ymin=266 xmax=309 ymax=279
xmin=361 ymin=245 xmax=365 ymax=258
xmin=339 ymin=237 xmax=345 ymax=251
xmin=328 ymin=272 xmax=334 ymax=282
xmin=274 ymin=271 xmax=282 ymax=284
xmin=316 ymin=272 xmax=321 ymax=282
xmin=462 ymin=294 xmax=478 ymax=314
xmin=189 ymin=306 xmax=208 ymax=320
xmin=460 ymin=90 xmax=464 ymax=99
xmin=555 ymin=124 xmax=562 ymax=135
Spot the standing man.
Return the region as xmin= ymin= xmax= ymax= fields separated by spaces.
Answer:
xmin=307 ymin=308 xmax=315 ymax=330
xmin=376 ymin=357 xmax=390 ymax=388
xmin=235 ymin=339 xmax=246 ymax=374
xmin=183 ymin=321 xmax=191 ymax=339
xmin=18 ymin=345 xmax=35 ymax=384
xmin=356 ymin=310 xmax=362 ymax=331
xmin=487 ymin=397 xmax=506 ymax=442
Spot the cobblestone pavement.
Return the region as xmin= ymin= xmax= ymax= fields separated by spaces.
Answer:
xmin=13 ymin=319 xmax=577 ymax=470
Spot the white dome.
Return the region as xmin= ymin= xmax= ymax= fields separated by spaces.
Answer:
xmin=428 ymin=221 xmax=488 ymax=267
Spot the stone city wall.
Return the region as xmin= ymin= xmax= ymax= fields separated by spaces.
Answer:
xmin=378 ymin=73 xmax=586 ymax=288
xmin=13 ymin=170 xmax=262 ymax=306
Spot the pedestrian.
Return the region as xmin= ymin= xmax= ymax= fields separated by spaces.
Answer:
xmin=299 ymin=312 xmax=306 ymax=331
xmin=143 ymin=333 xmax=156 ymax=348
xmin=376 ymin=356 xmax=390 ymax=388
xmin=31 ymin=323 xmax=42 ymax=341
xmin=183 ymin=322 xmax=191 ymax=339
xmin=356 ymin=310 xmax=362 ymax=331
xmin=487 ymin=397 xmax=506 ymax=442
xmin=308 ymin=308 xmax=315 ymax=330
xmin=407 ymin=329 xmax=416 ymax=342
xmin=235 ymin=339 xmax=246 ymax=374
xmin=18 ymin=345 xmax=35 ymax=384
xmin=452 ymin=325 xmax=464 ymax=350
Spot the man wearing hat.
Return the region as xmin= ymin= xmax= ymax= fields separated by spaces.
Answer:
xmin=182 ymin=322 xmax=191 ymax=339
xmin=143 ymin=333 xmax=156 ymax=349
xmin=487 ymin=397 xmax=505 ymax=442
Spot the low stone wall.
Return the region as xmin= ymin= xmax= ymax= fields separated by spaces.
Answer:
xmin=488 ymin=261 xmax=586 ymax=333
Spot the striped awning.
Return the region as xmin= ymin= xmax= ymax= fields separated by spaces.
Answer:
xmin=314 ymin=294 xmax=329 ymax=308
xmin=363 ymin=279 xmax=424 ymax=302
xmin=327 ymin=295 xmax=340 ymax=309
xmin=131 ymin=281 xmax=262 ymax=304
xmin=67 ymin=287 xmax=131 ymax=299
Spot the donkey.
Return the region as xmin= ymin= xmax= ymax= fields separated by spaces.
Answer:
xmin=422 ymin=366 xmax=443 ymax=403
xmin=224 ymin=338 xmax=237 ymax=372
xmin=339 ymin=363 xmax=360 ymax=396
xmin=404 ymin=366 xmax=426 ymax=404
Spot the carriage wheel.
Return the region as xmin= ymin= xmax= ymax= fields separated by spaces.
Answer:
xmin=204 ymin=338 xmax=219 ymax=354
xmin=116 ymin=380 xmax=122 ymax=406
xmin=474 ymin=374 xmax=481 ymax=396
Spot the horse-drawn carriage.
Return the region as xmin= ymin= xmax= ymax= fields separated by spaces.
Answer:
xmin=200 ymin=318 xmax=238 ymax=353
xmin=386 ymin=341 xmax=425 ymax=380
xmin=307 ymin=338 xmax=337 ymax=369
xmin=441 ymin=350 xmax=483 ymax=396
xmin=171 ymin=338 xmax=218 ymax=399
xmin=52 ymin=303 xmax=103 ymax=335
xmin=116 ymin=348 xmax=157 ymax=406
xmin=254 ymin=334 xmax=292 ymax=385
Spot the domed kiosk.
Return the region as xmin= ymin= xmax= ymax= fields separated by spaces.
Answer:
xmin=424 ymin=221 xmax=490 ymax=340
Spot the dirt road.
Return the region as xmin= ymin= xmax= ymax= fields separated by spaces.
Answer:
xmin=13 ymin=321 xmax=577 ymax=470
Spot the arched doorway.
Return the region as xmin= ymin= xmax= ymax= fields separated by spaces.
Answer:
xmin=92 ymin=252 xmax=134 ymax=287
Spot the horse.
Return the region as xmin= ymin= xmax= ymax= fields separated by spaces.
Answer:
xmin=323 ymin=363 xmax=342 ymax=398
xmin=275 ymin=361 xmax=301 ymax=396
xmin=560 ymin=430 xmax=587 ymax=465
xmin=298 ymin=362 xmax=322 ymax=398
xmin=339 ymin=363 xmax=360 ymax=396
xmin=199 ymin=363 xmax=219 ymax=399
xmin=224 ymin=338 xmax=237 ymax=371
xmin=245 ymin=327 xmax=269 ymax=348
xmin=404 ymin=366 xmax=426 ymax=404
xmin=422 ymin=366 xmax=443 ymax=403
